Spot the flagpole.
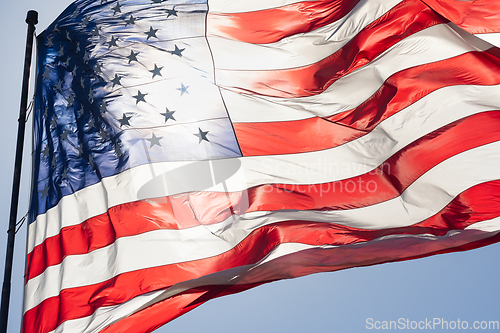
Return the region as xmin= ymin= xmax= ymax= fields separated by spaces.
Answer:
xmin=0 ymin=10 xmax=38 ymax=333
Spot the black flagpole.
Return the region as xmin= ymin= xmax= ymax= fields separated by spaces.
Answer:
xmin=0 ymin=10 xmax=38 ymax=333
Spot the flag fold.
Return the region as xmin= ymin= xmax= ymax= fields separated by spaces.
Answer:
xmin=24 ymin=0 xmax=500 ymax=332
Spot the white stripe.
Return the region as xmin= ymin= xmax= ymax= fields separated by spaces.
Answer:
xmin=213 ymin=138 xmax=500 ymax=231
xmin=258 ymin=242 xmax=313 ymax=264
xmin=208 ymin=0 xmax=321 ymax=13
xmin=46 ymin=218 xmax=500 ymax=332
xmin=222 ymin=23 xmax=493 ymax=122
xmin=27 ymin=82 xmax=500 ymax=254
xmin=44 ymin=243 xmax=319 ymax=332
xmin=465 ymin=219 xmax=500 ymax=233
xmin=48 ymin=289 xmax=169 ymax=333
xmin=46 ymin=242 xmax=311 ymax=332
xmin=208 ymin=0 xmax=400 ymax=70
xmin=25 ymin=141 xmax=500 ymax=312
xmin=446 ymin=23 xmax=500 ymax=49
xmin=474 ymin=32 xmax=500 ymax=48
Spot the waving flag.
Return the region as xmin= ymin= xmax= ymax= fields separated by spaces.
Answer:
xmin=25 ymin=0 xmax=500 ymax=332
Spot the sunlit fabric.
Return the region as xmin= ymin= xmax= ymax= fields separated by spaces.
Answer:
xmin=24 ymin=0 xmax=500 ymax=332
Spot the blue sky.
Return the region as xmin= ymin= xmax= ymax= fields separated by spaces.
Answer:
xmin=0 ymin=1 xmax=499 ymax=332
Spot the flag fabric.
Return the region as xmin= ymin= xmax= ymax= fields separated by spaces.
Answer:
xmin=25 ymin=0 xmax=500 ymax=332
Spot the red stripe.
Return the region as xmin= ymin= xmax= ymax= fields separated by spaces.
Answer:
xmin=26 ymin=111 xmax=500 ymax=280
xmin=244 ymin=111 xmax=500 ymax=209
xmin=206 ymin=0 xmax=361 ymax=44
xmin=26 ymin=199 xmax=179 ymax=281
xmin=25 ymin=193 xmax=248 ymax=280
xmin=100 ymin=289 xmax=207 ymax=333
xmin=98 ymin=283 xmax=266 ymax=333
xmin=215 ymin=0 xmax=446 ymax=98
xmin=330 ymin=49 xmax=500 ymax=130
xmin=235 ymin=117 xmax=365 ymax=156
xmin=100 ymin=230 xmax=500 ymax=333
xmin=23 ymin=179 xmax=500 ymax=333
xmin=422 ymin=0 xmax=500 ymax=34
xmin=235 ymin=50 xmax=500 ymax=156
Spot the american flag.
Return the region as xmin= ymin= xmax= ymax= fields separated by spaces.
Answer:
xmin=24 ymin=0 xmax=500 ymax=332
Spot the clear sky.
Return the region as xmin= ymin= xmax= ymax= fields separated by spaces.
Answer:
xmin=1 ymin=1 xmax=499 ymax=333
